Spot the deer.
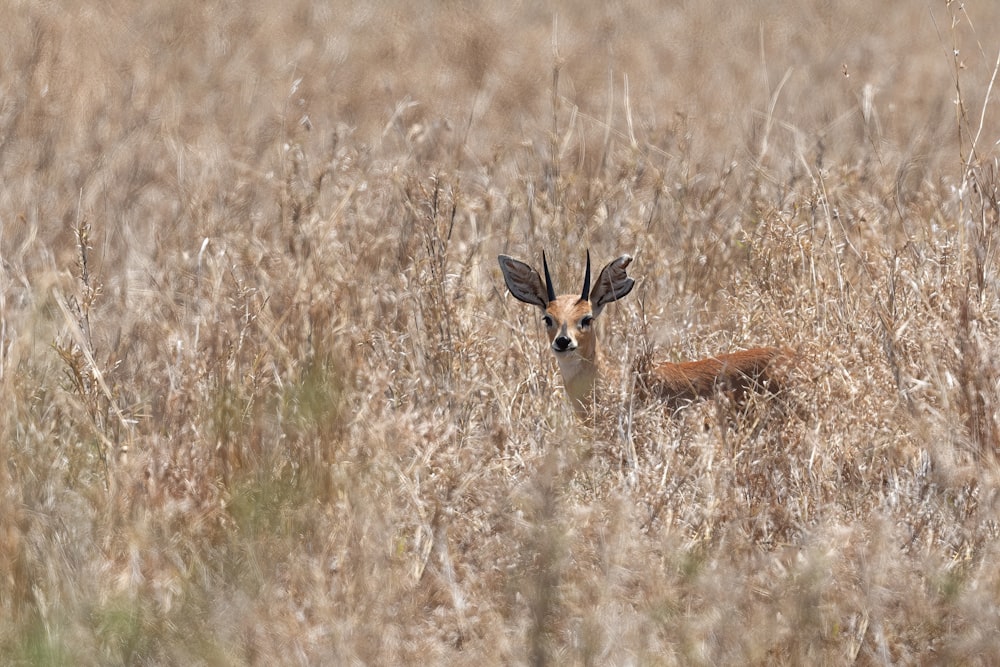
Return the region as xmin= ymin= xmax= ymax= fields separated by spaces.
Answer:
xmin=498 ymin=251 xmax=785 ymax=417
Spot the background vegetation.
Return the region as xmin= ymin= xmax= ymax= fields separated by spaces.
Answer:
xmin=3 ymin=0 xmax=1000 ymax=663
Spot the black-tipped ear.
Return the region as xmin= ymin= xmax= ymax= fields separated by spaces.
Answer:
xmin=580 ymin=250 xmax=591 ymax=302
xmin=589 ymin=254 xmax=635 ymax=316
xmin=498 ymin=255 xmax=550 ymax=309
xmin=542 ymin=250 xmax=557 ymax=303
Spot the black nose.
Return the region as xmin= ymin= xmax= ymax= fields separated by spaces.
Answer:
xmin=553 ymin=335 xmax=573 ymax=351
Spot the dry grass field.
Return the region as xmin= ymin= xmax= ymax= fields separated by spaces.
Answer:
xmin=5 ymin=0 xmax=1000 ymax=664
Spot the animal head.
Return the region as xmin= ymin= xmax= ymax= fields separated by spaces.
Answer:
xmin=498 ymin=251 xmax=635 ymax=360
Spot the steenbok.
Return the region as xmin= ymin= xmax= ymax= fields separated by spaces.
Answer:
xmin=498 ymin=251 xmax=785 ymax=417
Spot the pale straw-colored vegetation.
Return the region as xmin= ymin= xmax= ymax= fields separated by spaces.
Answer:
xmin=3 ymin=1 xmax=1000 ymax=664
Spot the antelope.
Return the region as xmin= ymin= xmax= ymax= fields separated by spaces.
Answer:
xmin=498 ymin=251 xmax=784 ymax=417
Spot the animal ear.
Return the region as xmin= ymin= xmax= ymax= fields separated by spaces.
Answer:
xmin=589 ymin=254 xmax=635 ymax=316
xmin=498 ymin=255 xmax=549 ymax=309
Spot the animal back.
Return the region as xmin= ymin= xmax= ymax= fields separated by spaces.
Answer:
xmin=648 ymin=347 xmax=784 ymax=403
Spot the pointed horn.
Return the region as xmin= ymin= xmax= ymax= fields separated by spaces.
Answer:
xmin=580 ymin=249 xmax=591 ymax=301
xmin=542 ymin=250 xmax=557 ymax=303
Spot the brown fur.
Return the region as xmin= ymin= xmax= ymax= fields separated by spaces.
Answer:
xmin=645 ymin=347 xmax=786 ymax=405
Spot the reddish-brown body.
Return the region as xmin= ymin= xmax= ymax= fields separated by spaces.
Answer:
xmin=499 ymin=252 xmax=785 ymax=416
xmin=647 ymin=347 xmax=783 ymax=404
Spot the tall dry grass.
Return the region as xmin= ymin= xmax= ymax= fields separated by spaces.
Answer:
xmin=3 ymin=0 xmax=1000 ymax=663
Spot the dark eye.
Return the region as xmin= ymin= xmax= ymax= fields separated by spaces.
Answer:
xmin=542 ymin=314 xmax=555 ymax=328
xmin=580 ymin=315 xmax=594 ymax=328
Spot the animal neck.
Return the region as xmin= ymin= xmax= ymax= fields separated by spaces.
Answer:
xmin=554 ymin=346 xmax=601 ymax=416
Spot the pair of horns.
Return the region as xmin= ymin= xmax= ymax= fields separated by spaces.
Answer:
xmin=543 ymin=250 xmax=591 ymax=303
